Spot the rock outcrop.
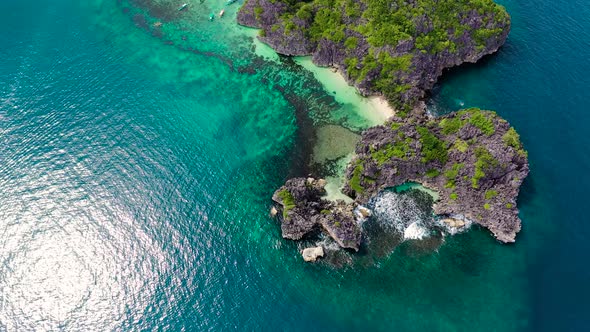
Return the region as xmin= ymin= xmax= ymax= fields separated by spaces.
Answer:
xmin=272 ymin=109 xmax=528 ymax=247
xmin=440 ymin=218 xmax=466 ymax=228
xmin=343 ymin=108 xmax=529 ymax=242
xmin=255 ymin=1 xmax=528 ymax=250
xmin=238 ymin=0 xmax=510 ymax=110
xmin=272 ymin=178 xmax=362 ymax=251
xmin=302 ymin=246 xmax=324 ymax=262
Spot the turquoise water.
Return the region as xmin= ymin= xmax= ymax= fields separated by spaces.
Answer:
xmin=1 ymin=0 xmax=588 ymax=331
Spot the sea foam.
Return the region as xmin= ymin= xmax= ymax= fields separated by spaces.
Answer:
xmin=368 ymin=189 xmax=435 ymax=241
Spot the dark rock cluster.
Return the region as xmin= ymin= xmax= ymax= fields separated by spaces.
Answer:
xmin=251 ymin=1 xmax=528 ymax=249
xmin=272 ymin=178 xmax=362 ymax=251
xmin=272 ymin=110 xmax=529 ymax=248
xmin=343 ymin=109 xmax=529 ymax=242
xmin=238 ymin=0 xmax=510 ymax=109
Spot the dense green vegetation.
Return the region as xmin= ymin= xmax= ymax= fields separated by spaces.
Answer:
xmin=349 ymin=160 xmax=365 ymax=195
xmin=346 ymin=109 xmax=525 ymax=202
xmin=254 ymin=4 xmax=264 ymax=20
xmin=390 ymin=122 xmax=403 ymax=131
xmin=484 ymin=189 xmax=498 ymax=200
xmin=469 ymin=111 xmax=496 ymax=136
xmin=444 ymin=162 xmax=464 ymax=189
xmin=503 ymin=127 xmax=528 ymax=157
xmin=371 ymin=132 xmax=414 ymax=165
xmin=453 ymin=139 xmax=469 ymax=152
xmin=439 ymin=117 xmax=465 ymax=135
xmin=372 ymin=142 xmax=411 ymax=164
xmin=277 ymin=189 xmax=296 ymax=219
xmin=417 ymin=126 xmax=448 ymax=164
xmin=259 ymin=0 xmax=509 ymax=109
xmin=426 ymin=169 xmax=440 ymax=178
xmin=472 ymin=146 xmax=498 ymax=189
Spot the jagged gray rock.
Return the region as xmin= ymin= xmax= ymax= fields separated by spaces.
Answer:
xmin=343 ymin=109 xmax=529 ymax=242
xmin=238 ymin=0 xmax=510 ymax=109
xmin=272 ymin=178 xmax=362 ymax=251
xmin=255 ymin=1 xmax=528 ymax=247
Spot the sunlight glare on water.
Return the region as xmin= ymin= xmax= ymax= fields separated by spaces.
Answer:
xmin=0 ymin=168 xmax=167 ymax=330
xmin=1 ymin=0 xmax=590 ymax=330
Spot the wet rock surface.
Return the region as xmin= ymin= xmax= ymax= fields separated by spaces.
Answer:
xmin=302 ymin=246 xmax=325 ymax=262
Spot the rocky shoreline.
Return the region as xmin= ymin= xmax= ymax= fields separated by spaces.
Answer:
xmin=272 ymin=178 xmax=364 ymax=251
xmin=240 ymin=0 xmax=529 ymax=259
xmin=343 ymin=109 xmax=529 ymax=243
xmin=238 ymin=0 xmax=510 ymax=112
xmin=272 ymin=109 xmax=529 ymax=256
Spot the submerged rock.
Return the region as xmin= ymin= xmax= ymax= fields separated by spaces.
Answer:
xmin=302 ymin=246 xmax=324 ymax=262
xmin=312 ymin=125 xmax=360 ymax=164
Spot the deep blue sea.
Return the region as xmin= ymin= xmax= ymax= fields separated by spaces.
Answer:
xmin=1 ymin=0 xmax=589 ymax=331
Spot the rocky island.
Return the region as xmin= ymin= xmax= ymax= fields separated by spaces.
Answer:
xmin=343 ymin=108 xmax=529 ymax=243
xmin=240 ymin=0 xmax=529 ymax=256
xmin=238 ymin=0 xmax=510 ymax=112
xmin=272 ymin=109 xmax=528 ymax=253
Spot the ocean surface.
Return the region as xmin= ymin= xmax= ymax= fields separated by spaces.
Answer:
xmin=1 ymin=0 xmax=589 ymax=331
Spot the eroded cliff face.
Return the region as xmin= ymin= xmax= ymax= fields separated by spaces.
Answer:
xmin=252 ymin=1 xmax=526 ymax=251
xmin=272 ymin=109 xmax=528 ymax=248
xmin=272 ymin=178 xmax=363 ymax=251
xmin=343 ymin=108 xmax=529 ymax=243
xmin=238 ymin=0 xmax=510 ymax=110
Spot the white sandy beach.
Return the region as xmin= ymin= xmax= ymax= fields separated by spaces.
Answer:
xmin=294 ymin=57 xmax=395 ymax=126
xmin=243 ymin=31 xmax=396 ymax=126
xmin=242 ymin=36 xmax=397 ymax=202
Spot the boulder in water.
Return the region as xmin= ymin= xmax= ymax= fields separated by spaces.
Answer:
xmin=356 ymin=205 xmax=372 ymax=219
xmin=272 ymin=178 xmax=362 ymax=251
xmin=302 ymin=246 xmax=324 ymax=262
xmin=441 ymin=218 xmax=466 ymax=228
xmin=317 ymin=201 xmax=362 ymax=251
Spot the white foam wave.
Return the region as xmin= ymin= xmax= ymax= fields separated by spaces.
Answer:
xmin=435 ymin=215 xmax=474 ymax=235
xmin=369 ymin=190 xmax=434 ymax=241
xmin=403 ymin=222 xmax=430 ymax=240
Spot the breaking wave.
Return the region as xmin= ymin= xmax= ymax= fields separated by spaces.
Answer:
xmin=434 ymin=214 xmax=474 ymax=235
xmin=367 ymin=188 xmax=436 ymax=241
xmin=404 ymin=222 xmax=431 ymax=240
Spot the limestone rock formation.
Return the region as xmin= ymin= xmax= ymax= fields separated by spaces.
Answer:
xmin=302 ymin=246 xmax=324 ymax=262
xmin=272 ymin=178 xmax=362 ymax=251
xmin=238 ymin=0 xmax=510 ymax=110
xmin=344 ymin=108 xmax=529 ymax=242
